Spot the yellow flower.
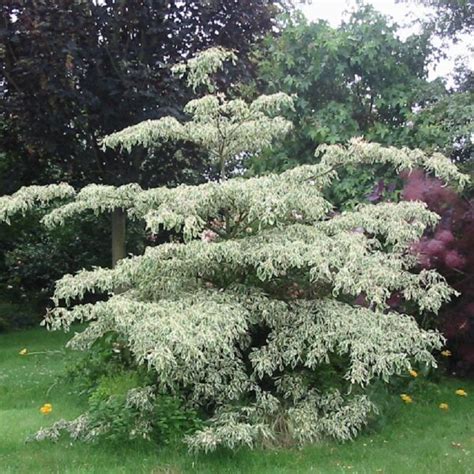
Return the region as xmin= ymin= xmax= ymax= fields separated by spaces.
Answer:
xmin=441 ymin=350 xmax=452 ymax=357
xmin=400 ymin=394 xmax=413 ymax=404
xmin=409 ymin=369 xmax=418 ymax=378
xmin=40 ymin=403 xmax=53 ymax=415
xmin=455 ymin=389 xmax=467 ymax=397
xmin=439 ymin=403 xmax=449 ymax=410
xmin=19 ymin=348 xmax=28 ymax=356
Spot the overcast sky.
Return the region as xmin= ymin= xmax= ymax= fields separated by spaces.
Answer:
xmin=298 ymin=0 xmax=473 ymax=82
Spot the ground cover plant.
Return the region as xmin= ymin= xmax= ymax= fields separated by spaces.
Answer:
xmin=0 ymin=49 xmax=469 ymax=452
xmin=1 ymin=327 xmax=474 ymax=473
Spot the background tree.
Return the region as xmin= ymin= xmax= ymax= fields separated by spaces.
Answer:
xmin=250 ymin=4 xmax=472 ymax=208
xmin=402 ymin=88 xmax=473 ymax=163
xmin=250 ymin=5 xmax=437 ymax=174
xmin=0 ymin=0 xmax=285 ymax=189
xmin=397 ymin=0 xmax=474 ymax=38
xmin=0 ymin=0 xmax=286 ymax=295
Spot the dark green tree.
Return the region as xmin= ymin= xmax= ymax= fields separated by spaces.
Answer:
xmin=251 ymin=5 xmax=438 ymax=174
xmin=0 ymin=0 xmax=284 ymax=191
xmin=403 ymin=90 xmax=473 ymax=163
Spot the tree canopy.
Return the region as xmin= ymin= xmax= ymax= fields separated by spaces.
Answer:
xmin=397 ymin=0 xmax=474 ymax=38
xmin=250 ymin=5 xmax=445 ymax=173
xmin=0 ymin=0 xmax=285 ymax=190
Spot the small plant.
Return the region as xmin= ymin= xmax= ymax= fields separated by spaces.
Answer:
xmin=64 ymin=332 xmax=136 ymax=396
xmin=34 ymin=373 xmax=203 ymax=445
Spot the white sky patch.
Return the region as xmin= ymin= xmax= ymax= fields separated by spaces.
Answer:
xmin=298 ymin=0 xmax=474 ymax=83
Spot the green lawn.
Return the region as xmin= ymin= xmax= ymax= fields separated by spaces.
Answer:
xmin=1 ymin=327 xmax=473 ymax=474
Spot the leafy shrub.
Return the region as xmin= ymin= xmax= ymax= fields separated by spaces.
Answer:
xmin=57 ymin=333 xmax=203 ymax=444
xmin=402 ymin=170 xmax=474 ymax=376
xmin=86 ymin=373 xmax=143 ymax=442
xmin=64 ymin=331 xmax=137 ymax=395
xmin=35 ymin=371 xmax=202 ymax=445
xmin=37 ymin=139 xmax=468 ymax=451
xmin=151 ymin=394 xmax=203 ymax=444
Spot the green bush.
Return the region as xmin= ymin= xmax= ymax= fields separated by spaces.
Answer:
xmin=84 ymin=380 xmax=202 ymax=444
xmin=60 ymin=333 xmax=203 ymax=444
xmin=0 ymin=210 xmax=148 ymax=328
xmin=0 ymin=301 xmax=37 ymax=332
xmin=64 ymin=332 xmax=136 ymax=395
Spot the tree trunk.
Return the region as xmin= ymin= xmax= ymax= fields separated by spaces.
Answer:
xmin=111 ymin=207 xmax=126 ymax=268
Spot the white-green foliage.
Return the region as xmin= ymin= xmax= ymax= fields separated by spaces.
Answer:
xmin=5 ymin=49 xmax=468 ymax=451
xmin=32 ymin=386 xmax=157 ymax=443
xmin=0 ymin=49 xmax=295 ymax=229
xmin=42 ymin=183 xmax=143 ymax=228
xmin=171 ymin=46 xmax=238 ymax=92
xmin=100 ymin=95 xmax=293 ymax=177
xmin=102 ymin=48 xmax=294 ymax=177
xmin=318 ymin=138 xmax=469 ymax=190
xmin=0 ymin=183 xmax=75 ymax=224
xmin=40 ymin=144 xmax=467 ymax=449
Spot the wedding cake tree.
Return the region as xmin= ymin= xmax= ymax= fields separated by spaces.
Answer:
xmin=1 ymin=48 xmax=468 ymax=451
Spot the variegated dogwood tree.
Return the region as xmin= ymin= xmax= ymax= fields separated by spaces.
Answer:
xmin=1 ymin=48 xmax=470 ymax=451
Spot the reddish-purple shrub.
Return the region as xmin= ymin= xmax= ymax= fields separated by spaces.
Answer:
xmin=444 ymin=249 xmax=466 ymax=270
xmin=402 ymin=170 xmax=474 ymax=376
xmin=436 ymin=229 xmax=455 ymax=245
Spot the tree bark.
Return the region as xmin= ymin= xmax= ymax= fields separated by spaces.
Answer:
xmin=111 ymin=207 xmax=126 ymax=268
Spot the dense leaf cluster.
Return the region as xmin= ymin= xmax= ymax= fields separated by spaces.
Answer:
xmin=20 ymin=136 xmax=465 ymax=450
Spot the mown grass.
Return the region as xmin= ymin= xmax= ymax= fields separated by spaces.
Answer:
xmin=1 ymin=327 xmax=473 ymax=474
